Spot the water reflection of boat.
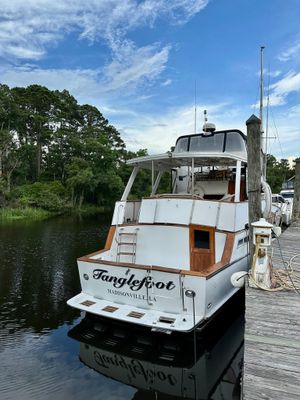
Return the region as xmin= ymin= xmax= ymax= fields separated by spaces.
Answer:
xmin=68 ymin=303 xmax=244 ymax=400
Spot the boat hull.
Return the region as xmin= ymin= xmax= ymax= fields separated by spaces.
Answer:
xmin=67 ymin=256 xmax=248 ymax=332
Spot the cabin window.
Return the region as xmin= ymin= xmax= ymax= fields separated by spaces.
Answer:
xmin=175 ymin=137 xmax=189 ymax=152
xmin=190 ymin=133 xmax=224 ymax=153
xmin=238 ymin=238 xmax=244 ymax=247
xmin=225 ymin=132 xmax=246 ymax=156
xmin=194 ymin=230 xmax=210 ymax=249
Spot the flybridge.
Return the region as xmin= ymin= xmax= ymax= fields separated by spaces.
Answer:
xmin=126 ymin=130 xmax=247 ymax=172
xmin=175 ymin=129 xmax=247 ymax=156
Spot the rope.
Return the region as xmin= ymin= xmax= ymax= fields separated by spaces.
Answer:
xmin=272 ymin=253 xmax=300 ymax=292
xmin=249 ymin=253 xmax=300 ymax=293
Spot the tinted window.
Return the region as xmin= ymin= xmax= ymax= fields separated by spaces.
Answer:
xmin=225 ymin=132 xmax=247 ymax=156
xmin=194 ymin=230 xmax=210 ymax=249
xmin=175 ymin=137 xmax=189 ymax=152
xmin=190 ymin=133 xmax=224 ymax=153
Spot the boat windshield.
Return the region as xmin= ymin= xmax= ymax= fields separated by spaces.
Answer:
xmin=190 ymin=133 xmax=224 ymax=153
xmin=175 ymin=130 xmax=246 ymax=158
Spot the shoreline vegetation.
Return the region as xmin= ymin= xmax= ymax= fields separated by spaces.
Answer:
xmin=0 ymin=84 xmax=160 ymax=222
xmin=0 ymin=205 xmax=110 ymax=222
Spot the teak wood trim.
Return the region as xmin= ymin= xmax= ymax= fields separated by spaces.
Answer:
xmin=112 ymin=222 xmax=189 ymax=228
xmin=104 ymin=226 xmax=116 ymax=249
xmin=189 ymin=224 xmax=215 ymax=272
xmin=78 ymin=256 xmax=182 ymax=275
xmin=79 ymin=249 xmax=108 ymax=259
xmin=184 ymin=232 xmax=235 ymax=276
xmin=78 ymin=252 xmax=241 ymax=279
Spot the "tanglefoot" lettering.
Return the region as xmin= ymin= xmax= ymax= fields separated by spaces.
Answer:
xmin=93 ymin=269 xmax=176 ymax=292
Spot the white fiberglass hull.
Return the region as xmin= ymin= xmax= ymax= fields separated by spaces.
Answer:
xmin=67 ymin=256 xmax=248 ymax=332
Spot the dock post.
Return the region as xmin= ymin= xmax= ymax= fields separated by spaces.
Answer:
xmin=246 ymin=115 xmax=262 ymax=264
xmin=292 ymin=158 xmax=300 ymax=222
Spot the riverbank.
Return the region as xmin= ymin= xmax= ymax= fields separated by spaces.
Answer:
xmin=0 ymin=205 xmax=110 ymax=222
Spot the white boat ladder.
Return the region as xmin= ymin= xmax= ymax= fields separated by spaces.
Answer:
xmin=116 ymin=228 xmax=139 ymax=263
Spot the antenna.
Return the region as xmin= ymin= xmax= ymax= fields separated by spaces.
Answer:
xmin=265 ymin=64 xmax=270 ymax=156
xmin=194 ymin=80 xmax=197 ymax=134
xmin=259 ymin=46 xmax=265 ymax=133
xmin=202 ymin=109 xmax=216 ymax=134
xmin=260 ymin=46 xmax=266 ymax=180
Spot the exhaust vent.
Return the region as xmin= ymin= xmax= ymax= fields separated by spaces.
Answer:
xmin=158 ymin=316 xmax=176 ymax=324
xmin=127 ymin=311 xmax=145 ymax=319
xmin=80 ymin=300 xmax=96 ymax=307
xmin=102 ymin=305 xmax=119 ymax=313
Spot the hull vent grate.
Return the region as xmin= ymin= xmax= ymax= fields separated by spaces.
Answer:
xmin=127 ymin=311 xmax=145 ymax=319
xmin=102 ymin=305 xmax=119 ymax=313
xmin=80 ymin=300 xmax=96 ymax=307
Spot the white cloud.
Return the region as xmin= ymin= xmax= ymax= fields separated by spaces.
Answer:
xmin=287 ymin=104 xmax=300 ymax=117
xmin=268 ymin=70 xmax=281 ymax=78
xmin=0 ymin=0 xmax=209 ymax=93
xmin=0 ymin=0 xmax=209 ymax=60
xmin=256 ymin=69 xmax=281 ymax=78
xmin=0 ymin=67 xmax=102 ymax=99
xmin=0 ymin=41 xmax=170 ymax=100
xmin=251 ymin=71 xmax=300 ymax=109
xmin=278 ymin=41 xmax=300 ymax=62
xmin=270 ymin=70 xmax=300 ymax=94
xmin=161 ymin=79 xmax=173 ymax=86
xmin=103 ymin=42 xmax=171 ymax=92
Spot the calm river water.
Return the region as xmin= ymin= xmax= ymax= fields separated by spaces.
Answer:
xmin=0 ymin=215 xmax=244 ymax=400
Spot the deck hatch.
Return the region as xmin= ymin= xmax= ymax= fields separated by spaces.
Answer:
xmin=127 ymin=311 xmax=145 ymax=319
xmin=102 ymin=305 xmax=119 ymax=313
xmin=158 ymin=316 xmax=176 ymax=324
xmin=80 ymin=300 xmax=96 ymax=307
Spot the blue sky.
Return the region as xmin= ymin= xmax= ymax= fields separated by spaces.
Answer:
xmin=1 ymin=0 xmax=300 ymax=159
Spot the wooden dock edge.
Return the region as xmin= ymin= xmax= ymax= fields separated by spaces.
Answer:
xmin=242 ymin=223 xmax=300 ymax=399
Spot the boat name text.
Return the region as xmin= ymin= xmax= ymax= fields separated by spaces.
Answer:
xmin=93 ymin=269 xmax=176 ymax=291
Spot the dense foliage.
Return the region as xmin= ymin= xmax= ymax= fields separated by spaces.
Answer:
xmin=266 ymin=155 xmax=295 ymax=193
xmin=0 ymin=84 xmax=154 ymax=212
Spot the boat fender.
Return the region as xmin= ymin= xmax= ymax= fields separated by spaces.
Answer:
xmin=261 ymin=179 xmax=272 ymax=219
xmin=194 ymin=184 xmax=205 ymax=197
xmin=272 ymin=226 xmax=282 ymax=237
xmin=231 ymin=271 xmax=247 ymax=288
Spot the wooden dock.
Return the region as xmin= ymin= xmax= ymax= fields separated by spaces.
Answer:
xmin=243 ymin=223 xmax=300 ymax=399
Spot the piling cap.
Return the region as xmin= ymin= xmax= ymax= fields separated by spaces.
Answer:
xmin=251 ymin=217 xmax=273 ymax=229
xmin=246 ymin=114 xmax=261 ymax=125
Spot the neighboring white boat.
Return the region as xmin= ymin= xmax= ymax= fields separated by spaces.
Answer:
xmin=272 ymin=193 xmax=292 ymax=226
xmin=280 ymin=177 xmax=294 ymax=213
xmin=68 ymin=125 xmax=271 ymax=332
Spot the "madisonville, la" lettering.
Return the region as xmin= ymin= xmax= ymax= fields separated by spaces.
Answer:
xmin=93 ymin=269 xmax=176 ymax=292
